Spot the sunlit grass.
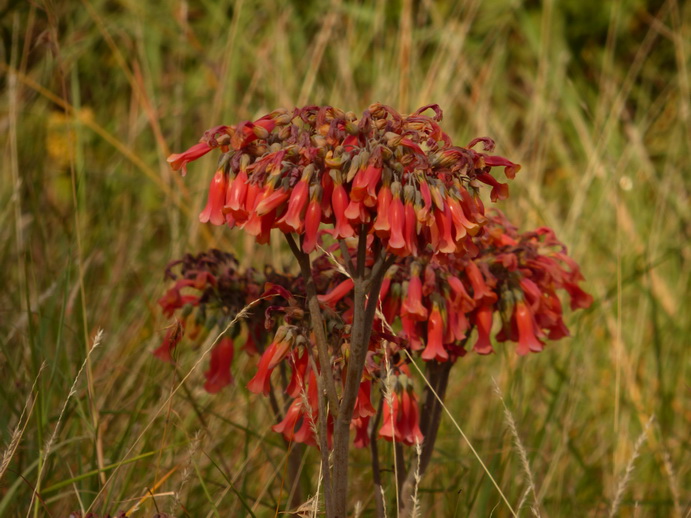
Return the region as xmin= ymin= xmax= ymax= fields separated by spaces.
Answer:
xmin=1 ymin=0 xmax=688 ymax=516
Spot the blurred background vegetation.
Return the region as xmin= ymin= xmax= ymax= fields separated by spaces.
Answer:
xmin=0 ymin=0 xmax=689 ymax=516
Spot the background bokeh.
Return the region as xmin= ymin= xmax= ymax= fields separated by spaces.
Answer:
xmin=1 ymin=0 xmax=689 ymax=516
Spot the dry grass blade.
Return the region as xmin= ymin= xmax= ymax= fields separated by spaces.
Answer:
xmin=0 ymin=363 xmax=45 ymax=483
xmin=608 ymin=416 xmax=654 ymax=518
xmin=492 ymin=378 xmax=541 ymax=518
xmin=26 ymin=331 xmax=102 ymax=516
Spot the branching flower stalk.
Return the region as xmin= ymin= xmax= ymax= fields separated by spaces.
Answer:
xmin=159 ymin=104 xmax=590 ymax=517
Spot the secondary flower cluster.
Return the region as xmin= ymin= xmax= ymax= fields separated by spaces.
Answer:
xmin=154 ymin=249 xmax=302 ymax=393
xmin=374 ymin=210 xmax=594 ymax=361
xmin=167 ymin=104 xmax=519 ymax=256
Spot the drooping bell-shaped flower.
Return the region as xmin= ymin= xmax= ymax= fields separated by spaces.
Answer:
xmin=421 ymin=302 xmax=449 ymax=361
xmin=473 ymin=304 xmax=494 ymax=354
xmin=515 ymin=301 xmax=543 ymax=355
xmin=272 ymin=398 xmax=304 ymax=442
xmin=204 ymin=337 xmax=235 ymax=393
xmin=153 ymin=320 xmax=184 ymax=363
xmin=199 ymin=170 xmax=229 ymax=226
xmin=247 ymin=326 xmax=293 ymax=395
xmin=167 ymin=142 xmax=213 ymax=176
xmin=302 ymin=194 xmax=322 ymax=253
xmin=400 ymin=264 xmax=428 ymax=321
xmin=318 ymin=278 xmax=354 ymax=307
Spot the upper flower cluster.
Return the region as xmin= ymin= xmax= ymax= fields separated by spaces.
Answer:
xmin=168 ymin=104 xmax=519 ymax=256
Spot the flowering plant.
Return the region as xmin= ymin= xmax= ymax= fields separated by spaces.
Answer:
xmin=159 ymin=104 xmax=590 ymax=517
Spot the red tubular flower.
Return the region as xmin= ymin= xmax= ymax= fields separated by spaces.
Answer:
xmin=153 ymin=320 xmax=184 ymax=363
xmin=272 ymin=398 xmax=303 ymax=442
xmin=401 ymin=265 xmax=428 ymax=321
xmin=484 ymin=154 xmax=521 ymax=179
xmin=247 ymin=327 xmax=293 ymax=395
xmin=388 ymin=186 xmax=406 ymax=252
xmin=433 ymin=205 xmax=456 ymax=254
xmin=276 ymin=181 xmax=309 ymax=233
xmin=254 ymin=187 xmax=290 ymax=216
xmin=286 ymin=348 xmax=310 ymax=397
xmin=402 ymin=316 xmax=423 ymax=350
xmin=352 ymin=416 xmax=370 ymax=448
xmin=379 ymin=393 xmax=401 ymax=442
xmin=448 ymin=194 xmax=479 ymax=235
xmin=351 ymin=162 xmax=382 ymax=204
xmin=225 ymin=169 xmax=249 ymax=220
xmin=476 ymin=172 xmax=509 ymax=202
xmin=515 ymin=301 xmax=543 ymax=355
xmin=421 ymin=302 xmax=449 ymax=361
xmin=167 ymin=142 xmax=213 ymax=176
xmin=373 ymin=184 xmax=393 ymax=236
xmin=403 ymin=191 xmax=418 ymax=255
xmin=563 ymin=281 xmax=594 ymax=310
xmin=199 ymin=170 xmax=229 ymax=226
xmin=399 ymin=390 xmax=424 ymax=445
xmin=318 ymin=278 xmax=354 ymax=306
xmin=447 ymin=275 xmax=475 ymax=312
xmin=465 ymin=261 xmax=497 ymax=304
xmin=302 ymin=197 xmax=322 ymax=253
xmin=379 ymin=389 xmax=424 ymax=445
xmin=473 ymin=304 xmax=494 ymax=354
xmin=332 ymin=183 xmax=355 ymax=238
xmin=204 ymin=337 xmax=235 ymax=393
xmin=353 ymin=379 xmax=376 ymax=418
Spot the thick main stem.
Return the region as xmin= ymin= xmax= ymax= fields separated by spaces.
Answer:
xmin=331 ymin=244 xmax=392 ymax=518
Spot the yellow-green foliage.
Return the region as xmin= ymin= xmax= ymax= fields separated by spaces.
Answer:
xmin=0 ymin=1 xmax=688 ymax=516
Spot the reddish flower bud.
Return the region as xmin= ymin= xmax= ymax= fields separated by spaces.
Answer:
xmin=302 ymin=198 xmax=322 ymax=253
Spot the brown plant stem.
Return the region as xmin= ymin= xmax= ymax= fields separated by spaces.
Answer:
xmin=307 ymin=350 xmax=334 ymax=516
xmin=399 ymin=359 xmax=454 ymax=516
xmin=331 ymin=238 xmax=392 ymax=517
xmin=285 ymin=233 xmax=340 ymax=412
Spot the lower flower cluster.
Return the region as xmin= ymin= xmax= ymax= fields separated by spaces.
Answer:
xmin=155 ymin=211 xmax=591 ymax=449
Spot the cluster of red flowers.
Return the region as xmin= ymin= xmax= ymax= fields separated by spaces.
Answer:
xmin=154 ymin=249 xmax=301 ymax=393
xmin=155 ymin=209 xmax=592 ymax=449
xmin=159 ymin=104 xmax=591 ymax=453
xmin=375 ymin=210 xmax=594 ymax=361
xmin=167 ymin=104 xmax=519 ymax=256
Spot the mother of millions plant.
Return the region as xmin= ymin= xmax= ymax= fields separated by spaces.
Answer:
xmin=158 ymin=104 xmax=591 ymax=517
